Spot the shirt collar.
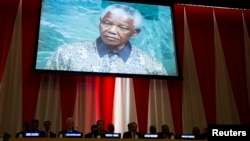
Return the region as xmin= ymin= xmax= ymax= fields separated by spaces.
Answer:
xmin=96 ymin=37 xmax=131 ymax=62
xmin=67 ymin=129 xmax=73 ymax=132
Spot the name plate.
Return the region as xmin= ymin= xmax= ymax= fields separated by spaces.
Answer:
xmin=65 ymin=133 xmax=82 ymax=137
xmin=144 ymin=134 xmax=158 ymax=138
xmin=23 ymin=132 xmax=40 ymax=137
xmin=104 ymin=133 xmax=121 ymax=138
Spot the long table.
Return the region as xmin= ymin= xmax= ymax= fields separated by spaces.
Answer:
xmin=9 ymin=138 xmax=206 ymax=141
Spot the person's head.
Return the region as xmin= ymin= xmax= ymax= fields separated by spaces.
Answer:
xmin=23 ymin=121 xmax=31 ymax=131
xmin=108 ymin=123 xmax=115 ymax=133
xmin=99 ymin=4 xmax=143 ymax=49
xmin=96 ymin=120 xmax=104 ymax=131
xmin=192 ymin=126 xmax=200 ymax=135
xmin=66 ymin=117 xmax=74 ymax=130
xmin=90 ymin=124 xmax=97 ymax=132
xmin=130 ymin=122 xmax=138 ymax=133
xmin=31 ymin=119 xmax=39 ymax=131
xmin=91 ymin=124 xmax=97 ymax=132
xmin=44 ymin=121 xmax=51 ymax=131
xmin=149 ymin=125 xmax=157 ymax=134
xmin=162 ymin=124 xmax=170 ymax=133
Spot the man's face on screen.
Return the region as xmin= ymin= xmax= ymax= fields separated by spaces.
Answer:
xmin=100 ymin=11 xmax=138 ymax=49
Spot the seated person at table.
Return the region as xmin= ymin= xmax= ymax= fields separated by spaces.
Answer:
xmin=107 ymin=123 xmax=115 ymax=133
xmin=149 ymin=125 xmax=157 ymax=134
xmin=192 ymin=126 xmax=206 ymax=140
xmin=93 ymin=119 xmax=107 ymax=138
xmin=142 ymin=125 xmax=159 ymax=139
xmin=58 ymin=117 xmax=83 ymax=138
xmin=104 ymin=123 xmax=121 ymax=138
xmin=29 ymin=119 xmax=46 ymax=137
xmin=123 ymin=122 xmax=142 ymax=138
xmin=84 ymin=124 xmax=97 ymax=138
xmin=157 ymin=124 xmax=174 ymax=139
xmin=43 ymin=120 xmax=56 ymax=138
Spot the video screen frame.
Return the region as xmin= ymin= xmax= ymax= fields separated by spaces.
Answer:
xmin=34 ymin=0 xmax=182 ymax=79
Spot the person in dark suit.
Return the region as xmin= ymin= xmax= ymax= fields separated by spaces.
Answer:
xmin=93 ymin=119 xmax=107 ymax=138
xmin=107 ymin=123 xmax=115 ymax=133
xmin=106 ymin=123 xmax=121 ymax=138
xmin=43 ymin=120 xmax=56 ymax=138
xmin=123 ymin=122 xmax=142 ymax=139
xmin=58 ymin=117 xmax=83 ymax=138
xmin=84 ymin=124 xmax=97 ymax=138
xmin=30 ymin=119 xmax=46 ymax=137
xmin=157 ymin=124 xmax=174 ymax=139
xmin=142 ymin=125 xmax=159 ymax=139
xmin=192 ymin=126 xmax=206 ymax=140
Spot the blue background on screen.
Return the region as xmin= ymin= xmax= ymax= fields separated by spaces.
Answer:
xmin=36 ymin=0 xmax=177 ymax=76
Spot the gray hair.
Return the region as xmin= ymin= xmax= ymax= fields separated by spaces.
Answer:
xmin=100 ymin=4 xmax=143 ymax=31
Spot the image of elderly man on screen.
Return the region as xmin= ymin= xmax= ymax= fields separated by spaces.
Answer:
xmin=46 ymin=4 xmax=168 ymax=75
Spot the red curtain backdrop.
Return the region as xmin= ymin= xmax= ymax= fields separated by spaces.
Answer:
xmin=0 ymin=0 xmax=19 ymax=81
xmin=215 ymin=8 xmax=249 ymax=124
xmin=100 ymin=77 xmax=115 ymax=131
xmin=185 ymin=5 xmax=216 ymax=125
xmin=0 ymin=0 xmax=250 ymax=137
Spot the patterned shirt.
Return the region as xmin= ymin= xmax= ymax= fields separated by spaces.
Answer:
xmin=46 ymin=38 xmax=168 ymax=75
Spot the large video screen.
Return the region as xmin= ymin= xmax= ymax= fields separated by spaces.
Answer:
xmin=34 ymin=0 xmax=181 ymax=79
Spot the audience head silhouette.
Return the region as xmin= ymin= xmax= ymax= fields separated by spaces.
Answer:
xmin=149 ymin=125 xmax=157 ymax=134
xmin=192 ymin=126 xmax=200 ymax=135
xmin=108 ymin=123 xmax=115 ymax=133
xmin=31 ymin=119 xmax=39 ymax=131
